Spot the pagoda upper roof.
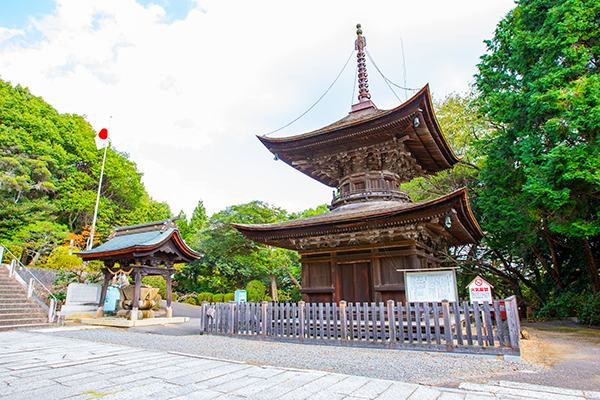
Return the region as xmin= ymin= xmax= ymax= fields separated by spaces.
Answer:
xmin=76 ymin=218 xmax=202 ymax=264
xmin=258 ymin=85 xmax=459 ymax=187
xmin=233 ymin=188 xmax=483 ymax=251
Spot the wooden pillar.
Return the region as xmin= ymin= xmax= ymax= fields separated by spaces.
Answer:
xmin=131 ymin=267 xmax=141 ymax=321
xmin=165 ymin=270 xmax=173 ymax=318
xmin=96 ymin=269 xmax=111 ymax=319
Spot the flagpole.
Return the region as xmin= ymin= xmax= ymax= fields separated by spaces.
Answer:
xmin=87 ymin=117 xmax=112 ymax=251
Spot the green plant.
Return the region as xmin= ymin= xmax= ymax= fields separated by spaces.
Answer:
xmin=246 ymin=280 xmax=266 ymax=302
xmin=213 ymin=293 xmax=224 ymax=303
xmin=1 ymin=244 xmax=23 ymax=263
xmin=224 ymin=293 xmax=234 ymax=302
xmin=198 ymin=292 xmax=213 ymax=303
xmin=537 ymin=292 xmax=585 ymax=320
xmin=141 ymin=276 xmax=167 ymax=298
xmin=578 ymin=294 xmax=600 ymax=326
xmin=184 ymin=297 xmax=197 ymax=305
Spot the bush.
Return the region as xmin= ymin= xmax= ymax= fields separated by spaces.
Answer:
xmin=172 ymin=293 xmax=178 ymax=302
xmin=45 ymin=246 xmax=82 ymax=270
xmin=246 ymin=280 xmax=267 ymax=302
xmin=537 ymin=291 xmax=584 ymax=320
xmin=2 ymin=244 xmax=23 ymax=263
xmin=579 ymin=294 xmax=600 ymax=326
xmin=184 ymin=297 xmax=197 ymax=305
xmin=224 ymin=293 xmax=235 ymax=302
xmin=213 ymin=293 xmax=224 ymax=303
xmin=198 ymin=292 xmax=213 ymax=303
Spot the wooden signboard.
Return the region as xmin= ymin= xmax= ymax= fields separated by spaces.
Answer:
xmin=405 ymin=270 xmax=458 ymax=302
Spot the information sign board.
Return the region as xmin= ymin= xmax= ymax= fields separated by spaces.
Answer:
xmin=235 ymin=290 xmax=247 ymax=303
xmin=405 ymin=270 xmax=458 ymax=302
xmin=467 ymin=276 xmax=493 ymax=304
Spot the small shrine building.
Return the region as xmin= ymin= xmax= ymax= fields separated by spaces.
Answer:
xmin=76 ymin=218 xmax=201 ymax=321
xmin=233 ymin=25 xmax=483 ymax=304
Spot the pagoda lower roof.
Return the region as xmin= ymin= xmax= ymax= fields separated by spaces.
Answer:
xmin=76 ymin=218 xmax=202 ymax=264
xmin=233 ymin=188 xmax=483 ymax=250
xmin=258 ymin=85 xmax=459 ymax=187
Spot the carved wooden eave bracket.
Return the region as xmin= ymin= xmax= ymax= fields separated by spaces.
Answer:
xmin=294 ymin=137 xmax=425 ymax=186
xmin=233 ymin=188 xmax=484 ymax=252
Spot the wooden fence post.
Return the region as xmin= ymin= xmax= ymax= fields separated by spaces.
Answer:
xmin=387 ymin=300 xmax=396 ymax=349
xmin=298 ymin=301 xmax=305 ymax=343
xmin=261 ymin=301 xmax=268 ymax=337
xmin=200 ymin=301 xmax=207 ymax=334
xmin=505 ymin=296 xmax=520 ymax=351
xmin=442 ymin=300 xmax=453 ymax=352
xmin=339 ymin=301 xmax=347 ymax=344
xmin=229 ymin=301 xmax=235 ymax=336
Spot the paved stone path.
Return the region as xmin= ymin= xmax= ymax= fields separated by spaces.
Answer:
xmin=1 ymin=330 xmax=599 ymax=400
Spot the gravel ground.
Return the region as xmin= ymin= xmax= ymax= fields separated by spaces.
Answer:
xmin=45 ymin=326 xmax=544 ymax=388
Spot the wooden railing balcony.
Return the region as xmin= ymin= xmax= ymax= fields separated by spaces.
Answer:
xmin=330 ymin=188 xmax=411 ymax=209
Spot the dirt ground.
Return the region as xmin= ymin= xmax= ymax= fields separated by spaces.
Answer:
xmin=487 ymin=320 xmax=600 ymax=391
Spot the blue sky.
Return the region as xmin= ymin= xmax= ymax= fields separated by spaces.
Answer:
xmin=0 ymin=0 xmax=516 ymax=217
xmin=0 ymin=0 xmax=55 ymax=28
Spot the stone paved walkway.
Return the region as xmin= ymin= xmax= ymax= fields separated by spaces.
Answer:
xmin=1 ymin=330 xmax=599 ymax=400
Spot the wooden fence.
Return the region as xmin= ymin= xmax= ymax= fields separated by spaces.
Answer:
xmin=200 ymin=297 xmax=520 ymax=356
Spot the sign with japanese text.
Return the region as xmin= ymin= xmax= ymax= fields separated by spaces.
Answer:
xmin=405 ymin=270 xmax=458 ymax=302
xmin=467 ymin=276 xmax=493 ymax=304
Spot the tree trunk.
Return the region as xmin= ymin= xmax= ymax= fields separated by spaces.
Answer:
xmin=545 ymin=235 xmax=562 ymax=282
xmin=270 ymin=274 xmax=278 ymax=302
xmin=582 ymin=238 xmax=600 ymax=295
xmin=288 ymin=271 xmax=302 ymax=289
xmin=30 ymin=251 xmax=41 ymax=265
xmin=530 ymin=244 xmax=564 ymax=289
xmin=492 ymin=248 xmax=546 ymax=302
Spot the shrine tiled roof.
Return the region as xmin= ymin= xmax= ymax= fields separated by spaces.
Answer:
xmin=76 ymin=218 xmax=201 ymax=263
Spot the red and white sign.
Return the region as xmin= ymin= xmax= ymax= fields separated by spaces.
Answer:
xmin=467 ymin=276 xmax=493 ymax=304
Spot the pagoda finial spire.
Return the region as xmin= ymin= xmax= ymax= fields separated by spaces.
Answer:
xmin=355 ymin=24 xmax=370 ymax=102
xmin=351 ymin=24 xmax=376 ymax=112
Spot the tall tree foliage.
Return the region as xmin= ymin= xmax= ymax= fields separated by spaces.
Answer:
xmin=475 ymin=0 xmax=600 ymax=295
xmin=176 ymin=201 xmax=327 ymax=298
xmin=402 ymin=90 xmax=487 ymax=202
xmin=0 ymin=78 xmax=170 ymax=262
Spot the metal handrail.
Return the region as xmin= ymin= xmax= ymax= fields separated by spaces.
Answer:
xmin=1 ymin=243 xmax=57 ymax=322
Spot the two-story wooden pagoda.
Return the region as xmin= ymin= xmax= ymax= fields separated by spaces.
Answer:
xmin=234 ymin=25 xmax=483 ymax=304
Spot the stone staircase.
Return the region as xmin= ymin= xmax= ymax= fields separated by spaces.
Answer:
xmin=0 ymin=265 xmax=51 ymax=331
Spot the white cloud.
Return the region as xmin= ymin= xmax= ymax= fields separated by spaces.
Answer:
xmin=0 ymin=0 xmax=515 ymax=216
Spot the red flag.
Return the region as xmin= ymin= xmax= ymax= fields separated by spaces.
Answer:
xmin=95 ymin=128 xmax=109 ymax=150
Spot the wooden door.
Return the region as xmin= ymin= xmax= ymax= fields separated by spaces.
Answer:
xmin=338 ymin=262 xmax=372 ymax=303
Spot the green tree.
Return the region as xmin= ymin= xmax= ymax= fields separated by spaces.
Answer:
xmin=14 ymin=221 xmax=69 ymax=265
xmin=402 ymin=90 xmax=488 ymax=202
xmin=475 ymin=0 xmax=600 ymax=295
xmin=189 ymin=200 xmax=207 ymax=233
xmin=176 ymin=201 xmax=307 ymax=297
